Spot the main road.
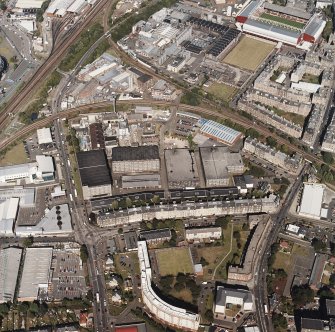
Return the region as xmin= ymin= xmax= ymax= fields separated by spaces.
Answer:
xmin=253 ymin=163 xmax=308 ymax=332
xmin=53 ymin=115 xmax=111 ymax=331
xmin=0 ymin=0 xmax=110 ymax=132
xmin=0 ymin=99 xmax=333 ymax=173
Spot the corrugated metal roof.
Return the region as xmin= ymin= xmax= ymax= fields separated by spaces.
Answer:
xmin=67 ymin=0 xmax=86 ymax=12
xmin=200 ymin=119 xmax=242 ymax=145
xmin=264 ymin=2 xmax=311 ymax=20
xmin=237 ymin=0 xmax=261 ymax=18
xmin=245 ymin=18 xmax=301 ymax=38
xmin=299 ymin=183 xmax=324 ymax=218
xmin=304 ymin=15 xmax=326 ymax=36
xmin=0 ymin=247 xmax=22 ymax=302
xmin=18 ymin=247 xmax=53 ymax=300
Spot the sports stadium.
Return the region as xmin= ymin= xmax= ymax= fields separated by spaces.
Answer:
xmin=235 ymin=0 xmax=326 ymax=50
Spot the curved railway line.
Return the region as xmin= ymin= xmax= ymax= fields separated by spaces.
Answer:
xmin=0 ymin=100 xmax=331 ymax=172
xmin=0 ymin=2 xmax=330 ymax=177
xmin=0 ymin=0 xmax=109 ymax=132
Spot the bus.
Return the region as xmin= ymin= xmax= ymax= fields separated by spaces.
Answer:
xmin=96 ymin=293 xmax=100 ymax=303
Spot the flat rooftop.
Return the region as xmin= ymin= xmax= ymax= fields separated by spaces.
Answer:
xmin=200 ymin=146 xmax=243 ymax=180
xmin=298 ymin=183 xmax=324 ymax=219
xmin=0 ymin=247 xmax=22 ymax=303
xmin=164 ymin=149 xmax=199 ymax=184
xmin=18 ymin=247 xmax=53 ymax=301
xmin=77 ymin=150 xmax=112 ymax=187
xmin=112 ymin=145 xmax=159 ymax=161
xmin=16 ymin=204 xmax=72 ymax=236
xmin=199 ymin=119 xmax=242 ymax=146
xmin=263 ymin=2 xmax=311 ymax=20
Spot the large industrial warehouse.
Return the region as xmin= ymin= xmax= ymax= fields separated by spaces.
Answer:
xmin=235 ymin=0 xmax=326 ymax=49
xmin=77 ymin=150 xmax=112 ymax=200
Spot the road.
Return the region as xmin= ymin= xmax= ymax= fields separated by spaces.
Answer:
xmin=1 ymin=99 xmax=334 ymax=175
xmin=53 ymin=31 xmax=110 ymax=111
xmin=0 ymin=0 xmax=110 ymax=132
xmin=53 ymin=116 xmax=111 ymax=331
xmin=0 ymin=17 xmax=37 ymax=63
xmin=253 ymin=163 xmax=308 ymax=332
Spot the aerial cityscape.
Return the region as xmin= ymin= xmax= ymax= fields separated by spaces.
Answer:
xmin=0 ymin=0 xmax=335 ymax=331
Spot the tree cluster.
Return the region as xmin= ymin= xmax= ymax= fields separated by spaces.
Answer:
xmin=110 ymin=0 xmax=178 ymax=41
xmin=291 ymin=284 xmax=314 ymax=307
xmin=180 ymin=88 xmax=202 ymax=106
xmin=272 ymin=313 xmax=288 ymax=331
xmin=59 ymin=24 xmax=104 ymax=72
xmin=215 ymin=215 xmax=231 ymax=229
xmin=19 ymin=70 xmax=62 ymax=124
xmin=311 ymin=238 xmax=327 ymax=253
xmin=80 ymin=244 xmax=89 ymax=263
xmin=159 ymin=273 xmax=201 ymax=304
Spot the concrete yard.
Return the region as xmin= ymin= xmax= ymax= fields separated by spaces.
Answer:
xmin=223 ymin=36 xmax=275 ymax=71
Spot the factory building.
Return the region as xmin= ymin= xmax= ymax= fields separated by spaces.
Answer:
xmin=199 ymin=119 xmax=243 ymax=146
xmin=89 ymin=123 xmax=105 ymax=150
xmin=0 ymin=197 xmax=19 ymax=236
xmin=77 ymin=150 xmax=112 ymax=200
xmin=165 ymin=148 xmax=200 ymax=189
xmin=14 ymin=0 xmax=44 ymax=12
xmin=112 ymin=146 xmax=160 ymax=174
xmin=199 ymin=146 xmax=244 ymax=187
xmin=0 ymin=187 xmax=36 ymax=236
xmin=18 ymin=247 xmax=53 ymax=301
xmin=297 ymin=183 xmax=327 ymax=220
xmin=0 ymin=155 xmax=55 ymax=184
xmin=138 ymin=241 xmax=200 ymax=331
xmin=37 ymin=127 xmax=53 ymax=145
xmin=16 ymin=204 xmax=73 ymax=237
xmin=0 ymin=247 xmax=22 ymax=303
xmin=121 ymin=174 xmax=161 ymax=189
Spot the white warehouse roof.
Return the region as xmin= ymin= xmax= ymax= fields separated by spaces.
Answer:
xmin=36 ymin=155 xmax=54 ymax=174
xmin=0 ymin=187 xmax=35 ymax=207
xmin=0 ymin=197 xmax=20 ymax=236
xmin=298 ymin=183 xmax=324 ymax=219
xmin=291 ymin=82 xmax=321 ymax=93
xmin=0 ymin=247 xmax=23 ymax=303
xmin=15 ymin=0 xmax=44 ymax=9
xmin=16 ymin=204 xmax=72 ymax=236
xmin=46 ymin=0 xmax=75 ymax=15
xmin=242 ymin=18 xmax=300 ymax=45
xmin=37 ymin=127 xmax=53 ymax=145
xmin=67 ymin=0 xmax=87 ymax=13
xmin=199 ymin=119 xmax=242 ymax=146
xmin=18 ymin=247 xmax=53 ymax=301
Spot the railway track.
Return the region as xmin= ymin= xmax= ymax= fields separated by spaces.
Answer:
xmin=0 ymin=0 xmax=109 ymax=132
xmin=0 ymin=5 xmax=327 ymax=174
xmin=0 ymin=100 xmax=330 ymax=172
